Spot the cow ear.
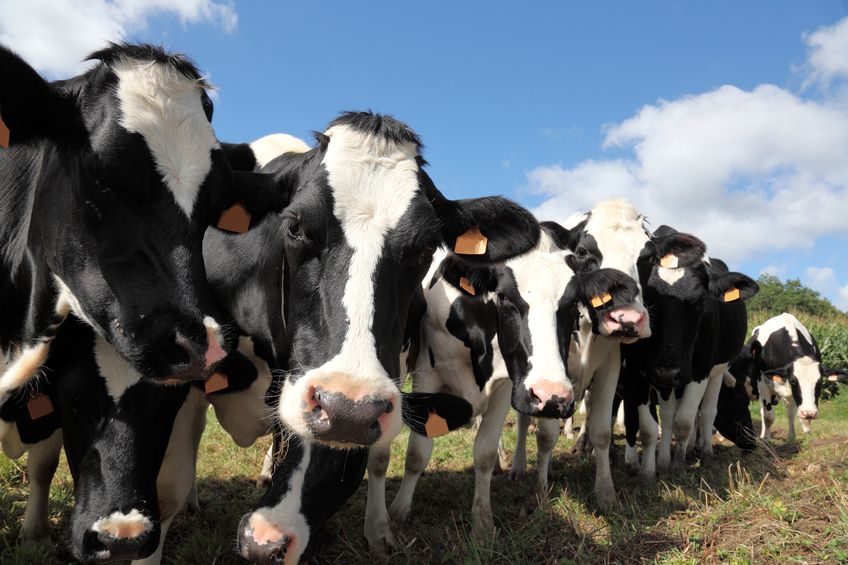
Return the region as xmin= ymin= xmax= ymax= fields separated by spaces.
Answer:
xmin=821 ymin=367 xmax=848 ymax=384
xmin=651 ymin=231 xmax=707 ymax=269
xmin=763 ymin=367 xmax=790 ymax=383
xmin=0 ymin=45 xmax=88 ymax=148
xmin=564 ymin=268 xmax=639 ymax=311
xmin=438 ymin=254 xmax=499 ymax=297
xmin=401 ymin=392 xmax=473 ymax=437
xmin=708 ymin=271 xmax=759 ymax=302
xmin=420 ymin=170 xmax=539 ymax=263
xmin=215 ymin=170 xmax=295 ymax=232
xmin=540 ymin=221 xmax=573 ymax=250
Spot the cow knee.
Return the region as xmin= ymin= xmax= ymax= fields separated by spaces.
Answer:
xmin=404 ymin=448 xmax=427 ymax=476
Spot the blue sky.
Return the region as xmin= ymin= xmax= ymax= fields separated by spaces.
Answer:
xmin=2 ymin=1 xmax=847 ymax=309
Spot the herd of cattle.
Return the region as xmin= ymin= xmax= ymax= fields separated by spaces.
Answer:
xmin=1 ymin=42 xmax=846 ymax=565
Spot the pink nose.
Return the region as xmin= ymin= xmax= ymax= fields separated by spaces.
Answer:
xmin=603 ymin=308 xmax=646 ymax=336
xmin=799 ymin=409 xmax=819 ymax=420
xmin=529 ymin=381 xmax=573 ymax=407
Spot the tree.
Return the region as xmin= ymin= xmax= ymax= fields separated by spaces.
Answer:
xmin=747 ymin=274 xmax=845 ymax=319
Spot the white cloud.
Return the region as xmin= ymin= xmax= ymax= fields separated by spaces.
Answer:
xmin=0 ymin=0 xmax=237 ymax=77
xmin=529 ymin=71 xmax=848 ymax=265
xmin=804 ymin=266 xmax=836 ymax=289
xmin=803 ymin=17 xmax=848 ymax=88
xmin=761 ymin=265 xmax=785 ymax=278
xmin=838 ymin=284 xmax=848 ymax=311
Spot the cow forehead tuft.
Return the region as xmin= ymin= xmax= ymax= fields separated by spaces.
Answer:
xmin=112 ymin=56 xmax=219 ymax=217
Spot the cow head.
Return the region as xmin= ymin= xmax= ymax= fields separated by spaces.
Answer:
xmin=270 ymin=112 xmax=539 ymax=449
xmin=562 ymin=200 xmax=652 ymax=342
xmin=437 ymin=224 xmax=643 ymax=419
xmin=0 ymin=43 xmax=283 ymax=382
xmin=638 ymin=226 xmax=758 ymax=392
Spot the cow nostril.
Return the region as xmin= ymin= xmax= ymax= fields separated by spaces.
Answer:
xmin=268 ymin=536 xmax=291 ymax=561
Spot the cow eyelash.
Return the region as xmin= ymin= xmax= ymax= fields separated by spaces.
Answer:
xmin=286 ymin=219 xmax=305 ymax=241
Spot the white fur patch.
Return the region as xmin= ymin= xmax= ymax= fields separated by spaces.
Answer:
xmin=113 ymin=58 xmax=219 ymax=217
xmin=279 ymin=124 xmax=420 ymax=442
xmin=208 ymin=337 xmax=273 ymax=447
xmin=657 ymin=266 xmax=685 ymax=286
xmin=793 ymin=356 xmax=821 ymax=412
xmin=509 ymin=232 xmax=573 ymax=394
xmin=91 ymin=508 xmax=153 ymax=538
xmin=250 ymin=134 xmax=310 ymax=167
xmin=94 ymin=336 xmax=142 ymax=402
xmin=755 ymin=312 xmax=814 ymax=348
xmin=246 ymin=442 xmax=311 ymax=564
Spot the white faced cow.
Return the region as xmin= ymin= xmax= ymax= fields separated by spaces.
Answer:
xmin=550 ymin=200 xmax=653 ymax=509
xmin=731 ymin=313 xmax=847 ymax=442
xmin=377 ymin=225 xmax=644 ymax=545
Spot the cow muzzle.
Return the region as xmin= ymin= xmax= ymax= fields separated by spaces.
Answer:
xmin=279 ymin=371 xmax=402 ymax=448
xmin=526 ymin=380 xmax=575 ymax=419
xmin=238 ymin=513 xmax=298 ymax=565
xmin=602 ymin=306 xmax=649 ymax=342
xmin=163 ymin=317 xmax=227 ymax=381
xmin=84 ymin=509 xmax=157 ymax=562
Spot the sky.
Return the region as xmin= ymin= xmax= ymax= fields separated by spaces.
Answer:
xmin=2 ymin=0 xmax=847 ymax=309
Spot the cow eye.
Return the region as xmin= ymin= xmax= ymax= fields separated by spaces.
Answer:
xmin=576 ymin=247 xmax=589 ymax=258
xmin=287 ymin=220 xmax=305 ymax=241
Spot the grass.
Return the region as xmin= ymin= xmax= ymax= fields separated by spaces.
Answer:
xmin=2 ymin=392 xmax=847 ymax=564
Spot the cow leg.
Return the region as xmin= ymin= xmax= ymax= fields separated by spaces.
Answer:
xmin=257 ymin=444 xmax=274 ymax=489
xmin=622 ymin=376 xmax=643 ymax=471
xmin=364 ymin=445 xmax=396 ymax=557
xmin=697 ymin=368 xmax=725 ymax=463
xmin=535 ymin=417 xmax=559 ymax=498
xmin=562 ymin=415 xmax=575 ymax=439
xmin=509 ymin=412 xmax=531 ymax=479
xmin=757 ymin=380 xmax=774 ymax=440
xmin=18 ymin=430 xmax=62 ymax=546
xmin=388 ymin=429 xmax=434 ymax=524
xmin=637 ymin=403 xmax=658 ymax=481
xmin=471 ymin=381 xmax=512 ymax=535
xmin=671 ymin=379 xmax=709 ymax=470
xmin=785 ymin=399 xmax=798 ymax=443
xmin=657 ymin=394 xmax=676 ymax=473
xmin=587 ymin=354 xmax=619 ymax=510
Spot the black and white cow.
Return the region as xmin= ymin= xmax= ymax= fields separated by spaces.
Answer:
xmin=621 ymin=227 xmax=758 ymax=476
xmin=374 ymin=225 xmax=645 ymax=543
xmin=0 ymin=311 xmax=280 ymax=563
xmin=730 ymin=313 xmax=847 ymax=441
xmin=0 ymin=42 xmax=288 ymax=409
xmin=546 ymin=200 xmax=653 ymax=509
xmin=255 ymin=113 xmax=541 ymax=454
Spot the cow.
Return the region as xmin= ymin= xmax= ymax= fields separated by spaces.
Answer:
xmin=0 ymin=312 xmax=281 ymax=563
xmin=541 ymin=200 xmax=653 ymax=509
xmin=729 ymin=313 xmax=847 ymax=442
xmin=620 ymin=226 xmax=758 ymax=477
xmin=0 ymin=41 xmax=292 ymax=420
xmin=372 ymin=224 xmax=645 ymax=546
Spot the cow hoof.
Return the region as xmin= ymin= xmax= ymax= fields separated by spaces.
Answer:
xmin=472 ymin=514 xmax=495 ymax=538
xmin=508 ymin=467 xmax=525 ymax=481
xmin=365 ymin=522 xmax=397 ymax=558
xmin=699 ymin=451 xmax=714 ymax=465
xmin=595 ymin=488 xmax=616 ymax=512
xmin=639 ymin=470 xmax=657 ymax=483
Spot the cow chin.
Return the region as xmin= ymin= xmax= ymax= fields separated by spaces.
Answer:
xmin=278 ymin=371 xmax=403 ymax=449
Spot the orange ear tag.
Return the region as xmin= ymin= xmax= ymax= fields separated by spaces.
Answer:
xmin=217 ymin=202 xmax=251 ymax=233
xmin=0 ymin=111 xmax=9 ymax=149
xmin=590 ymin=292 xmax=613 ymax=308
xmin=424 ymin=410 xmax=450 ymax=438
xmin=454 ymin=226 xmax=488 ymax=255
xmin=827 ymin=375 xmax=839 ymax=382
xmin=205 ymin=372 xmax=229 ymax=394
xmin=459 ymin=276 xmax=476 ymax=296
xmin=27 ymin=393 xmax=54 ymax=420
xmin=771 ymin=375 xmax=783 ymax=383
xmin=723 ymin=288 xmax=740 ymax=302
xmin=660 ymin=254 xmax=679 ymax=268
